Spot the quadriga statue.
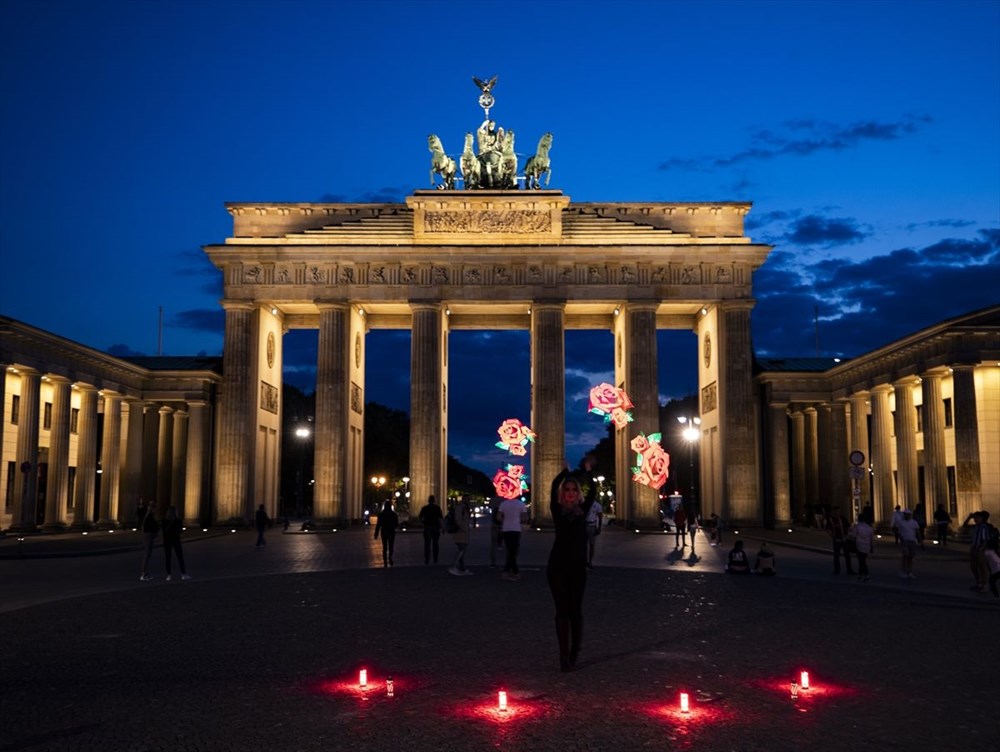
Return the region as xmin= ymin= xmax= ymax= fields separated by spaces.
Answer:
xmin=428 ymin=134 xmax=457 ymax=190
xmin=524 ymin=132 xmax=553 ymax=190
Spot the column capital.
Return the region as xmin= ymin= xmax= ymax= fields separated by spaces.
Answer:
xmin=920 ymin=369 xmax=947 ymax=381
xmin=158 ymin=405 xmax=175 ymax=416
xmin=717 ymin=299 xmax=757 ymax=313
xmin=221 ymin=300 xmax=257 ymax=312
xmin=893 ymin=375 xmax=920 ymax=387
xmin=72 ymin=382 xmax=98 ymax=393
xmin=316 ymin=300 xmax=351 ymax=312
xmin=407 ymin=301 xmax=443 ymax=313
xmin=531 ymin=300 xmax=567 ymax=312
xmin=870 ymin=383 xmax=894 ymax=395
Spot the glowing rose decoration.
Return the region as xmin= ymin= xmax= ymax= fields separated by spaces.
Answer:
xmin=588 ymin=383 xmax=634 ymax=428
xmin=495 ymin=418 xmax=536 ymax=455
xmin=630 ymin=432 xmax=670 ymax=489
xmin=493 ymin=464 xmax=528 ymax=500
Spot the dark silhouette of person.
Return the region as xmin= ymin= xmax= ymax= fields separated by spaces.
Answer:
xmin=139 ymin=499 xmax=158 ymax=581
xmin=255 ymin=504 xmax=271 ymax=547
xmin=418 ymin=494 xmax=443 ymax=564
xmin=725 ymin=540 xmax=751 ymax=573
xmin=162 ymin=505 xmax=190 ymax=581
xmin=374 ymin=499 xmax=399 ymax=567
xmin=547 ymin=457 xmax=597 ymax=672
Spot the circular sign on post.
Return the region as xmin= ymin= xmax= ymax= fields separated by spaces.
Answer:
xmin=20 ymin=461 xmax=31 ymax=474
xmin=849 ymin=450 xmax=865 ymax=467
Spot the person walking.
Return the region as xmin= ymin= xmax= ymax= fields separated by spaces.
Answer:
xmin=417 ymin=494 xmax=443 ymax=565
xmin=585 ymin=496 xmax=603 ymax=568
xmin=673 ymin=505 xmax=687 ymax=549
xmin=162 ymin=505 xmax=191 ymax=581
xmin=933 ymin=503 xmax=952 ymax=546
xmin=890 ymin=505 xmax=904 ymax=545
xmin=687 ymin=509 xmax=700 ymax=554
xmin=255 ymin=504 xmax=271 ymax=547
xmin=139 ymin=499 xmax=158 ymax=581
xmin=498 ymin=494 xmax=524 ymax=580
xmin=448 ymin=494 xmax=473 ymax=576
xmin=373 ymin=499 xmax=399 ymax=567
xmin=826 ymin=506 xmax=856 ymax=576
xmin=547 ymin=458 xmax=597 ymax=672
xmin=897 ymin=508 xmax=920 ymax=579
xmin=964 ymin=510 xmax=996 ymax=592
xmin=852 ymin=515 xmax=875 ymax=582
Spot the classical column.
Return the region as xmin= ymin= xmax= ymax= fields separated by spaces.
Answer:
xmin=789 ymin=409 xmax=806 ymax=524
xmin=120 ymin=399 xmax=145 ymax=526
xmin=97 ymin=394 xmax=123 ymax=526
xmin=848 ymin=392 xmax=871 ymax=511
xmin=156 ymin=406 xmax=174 ymax=516
xmin=830 ymin=401 xmax=851 ymax=516
xmin=816 ymin=403 xmax=833 ymax=510
xmin=718 ymin=302 xmax=759 ymax=523
xmin=184 ymin=400 xmax=209 ymax=526
xmin=625 ymin=303 xmax=659 ymax=526
xmin=315 ymin=303 xmax=351 ymax=522
xmin=768 ymin=403 xmax=791 ymax=525
xmin=171 ymin=408 xmax=188 ymax=519
xmin=952 ymin=365 xmax=982 ymax=520
xmin=920 ymin=372 xmax=949 ymax=514
xmin=409 ymin=303 xmax=446 ymax=513
xmin=43 ymin=377 xmax=72 ymax=530
xmin=870 ymin=385 xmax=895 ymax=527
xmin=216 ymin=301 xmax=256 ymax=523
xmin=893 ymin=379 xmax=919 ymax=511
xmin=141 ymin=404 xmax=160 ymax=505
xmin=531 ymin=303 xmax=566 ymax=526
xmin=71 ymin=386 xmax=98 ymax=529
xmin=12 ymin=368 xmax=41 ymax=530
xmin=803 ymin=406 xmax=819 ymax=510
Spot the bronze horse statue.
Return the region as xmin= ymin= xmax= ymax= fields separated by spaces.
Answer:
xmin=499 ymin=130 xmax=517 ymax=189
xmin=524 ymin=132 xmax=553 ymax=190
xmin=428 ymin=134 xmax=456 ymax=190
xmin=460 ymin=132 xmax=480 ymax=189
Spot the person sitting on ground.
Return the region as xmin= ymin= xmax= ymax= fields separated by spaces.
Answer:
xmin=725 ymin=539 xmax=751 ymax=574
xmin=754 ymin=541 xmax=776 ymax=575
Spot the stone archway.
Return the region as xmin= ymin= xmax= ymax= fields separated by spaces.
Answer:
xmin=203 ymin=190 xmax=772 ymax=526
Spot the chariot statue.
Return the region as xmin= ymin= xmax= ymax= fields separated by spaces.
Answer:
xmin=425 ymin=75 xmax=553 ymax=191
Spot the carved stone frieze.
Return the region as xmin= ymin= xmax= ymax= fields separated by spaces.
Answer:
xmin=423 ymin=210 xmax=551 ymax=234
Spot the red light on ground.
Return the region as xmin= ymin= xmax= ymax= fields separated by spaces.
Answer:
xmin=679 ymin=692 xmax=690 ymax=713
xmin=644 ymin=698 xmax=728 ymax=725
xmin=754 ymin=676 xmax=857 ymax=701
xmin=800 ymin=671 xmax=809 ymax=690
xmin=498 ymin=690 xmax=508 ymax=713
xmin=451 ymin=693 xmax=545 ymax=725
xmin=359 ymin=669 xmax=368 ymax=689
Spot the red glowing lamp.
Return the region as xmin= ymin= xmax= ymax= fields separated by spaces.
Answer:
xmin=359 ymin=669 xmax=368 ymax=689
xmin=498 ymin=690 xmax=508 ymax=713
xmin=679 ymin=692 xmax=690 ymax=714
xmin=800 ymin=671 xmax=809 ymax=690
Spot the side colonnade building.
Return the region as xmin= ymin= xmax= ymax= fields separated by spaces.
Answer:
xmin=0 ymin=318 xmax=220 ymax=530
xmin=757 ymin=305 xmax=1000 ymax=529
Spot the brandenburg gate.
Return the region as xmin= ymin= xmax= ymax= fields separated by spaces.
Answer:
xmin=203 ymin=190 xmax=772 ymax=527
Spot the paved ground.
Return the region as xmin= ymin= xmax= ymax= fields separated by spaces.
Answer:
xmin=2 ymin=523 xmax=997 ymax=752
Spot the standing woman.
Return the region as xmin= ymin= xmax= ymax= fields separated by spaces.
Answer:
xmin=852 ymin=513 xmax=875 ymax=582
xmin=547 ymin=458 xmax=596 ymax=672
xmin=162 ymin=505 xmax=191 ymax=581
xmin=373 ymin=499 xmax=399 ymax=567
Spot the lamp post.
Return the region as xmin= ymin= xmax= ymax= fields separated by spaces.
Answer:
xmin=370 ymin=475 xmax=387 ymax=519
xmin=294 ymin=426 xmax=311 ymax=518
xmin=677 ymin=416 xmax=701 ymax=513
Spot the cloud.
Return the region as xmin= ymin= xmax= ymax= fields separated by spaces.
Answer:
xmin=904 ymin=218 xmax=976 ymax=231
xmin=753 ymin=229 xmax=1000 ymax=357
xmin=784 ymin=215 xmax=870 ymax=247
xmin=660 ymin=115 xmax=931 ymax=171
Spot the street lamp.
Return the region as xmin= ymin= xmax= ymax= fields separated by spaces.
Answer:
xmin=294 ymin=426 xmax=311 ymax=518
xmin=677 ymin=416 xmax=701 ymax=512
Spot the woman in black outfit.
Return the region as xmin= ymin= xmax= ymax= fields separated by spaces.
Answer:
xmin=547 ymin=459 xmax=596 ymax=672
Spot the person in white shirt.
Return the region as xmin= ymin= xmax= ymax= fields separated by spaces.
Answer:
xmin=897 ymin=509 xmax=921 ymax=579
xmin=585 ymin=499 xmax=603 ymax=568
xmin=498 ymin=495 xmax=525 ymax=580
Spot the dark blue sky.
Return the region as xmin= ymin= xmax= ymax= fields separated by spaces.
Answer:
xmin=2 ymin=0 xmax=998 ymax=473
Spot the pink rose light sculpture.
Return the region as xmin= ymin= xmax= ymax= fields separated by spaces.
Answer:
xmin=588 ymin=382 xmax=634 ymax=428
xmin=630 ymin=432 xmax=670 ymax=489
xmin=492 ymin=464 xmax=528 ymax=500
xmin=495 ymin=418 xmax=536 ymax=456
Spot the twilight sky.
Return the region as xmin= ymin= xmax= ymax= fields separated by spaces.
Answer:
xmin=2 ymin=0 xmax=998 ymax=474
